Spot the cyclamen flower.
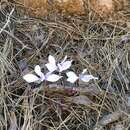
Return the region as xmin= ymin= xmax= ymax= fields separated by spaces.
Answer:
xmin=23 ymin=65 xmax=62 ymax=83
xmin=45 ymin=55 xmax=72 ymax=72
xmin=66 ymin=69 xmax=98 ymax=83
xmin=57 ymin=56 xmax=72 ymax=72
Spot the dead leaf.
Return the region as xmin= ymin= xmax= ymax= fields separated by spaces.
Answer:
xmin=99 ymin=111 xmax=123 ymax=126
xmin=79 ymin=85 xmax=101 ymax=96
xmin=68 ymin=95 xmax=93 ymax=106
xmin=18 ymin=59 xmax=28 ymax=72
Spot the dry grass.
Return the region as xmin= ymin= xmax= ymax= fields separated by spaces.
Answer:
xmin=0 ymin=1 xmax=130 ymax=130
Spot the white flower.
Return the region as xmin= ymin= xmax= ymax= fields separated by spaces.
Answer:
xmin=23 ymin=65 xmax=45 ymax=83
xmin=79 ymin=69 xmax=98 ymax=82
xmin=45 ymin=55 xmax=72 ymax=72
xmin=57 ymin=56 xmax=72 ymax=72
xmin=45 ymin=72 xmax=62 ymax=82
xmin=79 ymin=75 xmax=98 ymax=82
xmin=23 ymin=65 xmax=62 ymax=83
xmin=66 ymin=69 xmax=98 ymax=83
xmin=66 ymin=71 xmax=79 ymax=83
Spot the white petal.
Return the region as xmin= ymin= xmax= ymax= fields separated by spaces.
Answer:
xmin=40 ymin=73 xmax=45 ymax=81
xmin=80 ymin=75 xmax=98 ymax=82
xmin=67 ymin=76 xmax=79 ymax=83
xmin=34 ymin=65 xmax=42 ymax=76
xmin=45 ymin=55 xmax=57 ymax=72
xmin=46 ymin=74 xmax=62 ymax=82
xmin=23 ymin=74 xmax=39 ymax=83
xmin=57 ymin=63 xmax=62 ymax=71
xmin=58 ymin=60 xmax=72 ymax=72
xmin=66 ymin=71 xmax=78 ymax=77
xmin=45 ymin=63 xmax=57 ymax=72
xmin=48 ymin=55 xmax=56 ymax=65
xmin=66 ymin=71 xmax=79 ymax=83
xmin=82 ymin=69 xmax=87 ymax=74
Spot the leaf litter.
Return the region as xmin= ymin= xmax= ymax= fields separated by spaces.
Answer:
xmin=0 ymin=0 xmax=130 ymax=130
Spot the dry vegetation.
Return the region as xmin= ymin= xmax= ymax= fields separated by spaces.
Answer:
xmin=0 ymin=0 xmax=130 ymax=130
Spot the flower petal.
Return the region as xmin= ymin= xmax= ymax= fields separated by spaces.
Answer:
xmin=34 ymin=65 xmax=42 ymax=76
xmin=80 ymin=75 xmax=98 ymax=82
xmin=23 ymin=74 xmax=39 ymax=83
xmin=45 ymin=55 xmax=57 ymax=72
xmin=66 ymin=71 xmax=79 ymax=83
xmin=58 ymin=60 xmax=72 ymax=72
xmin=40 ymin=73 xmax=45 ymax=81
xmin=66 ymin=71 xmax=78 ymax=78
xmin=46 ymin=74 xmax=62 ymax=82
xmin=82 ymin=69 xmax=87 ymax=74
xmin=45 ymin=63 xmax=57 ymax=72
xmin=48 ymin=55 xmax=56 ymax=65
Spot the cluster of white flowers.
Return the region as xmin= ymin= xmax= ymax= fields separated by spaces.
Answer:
xmin=23 ymin=55 xmax=98 ymax=83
